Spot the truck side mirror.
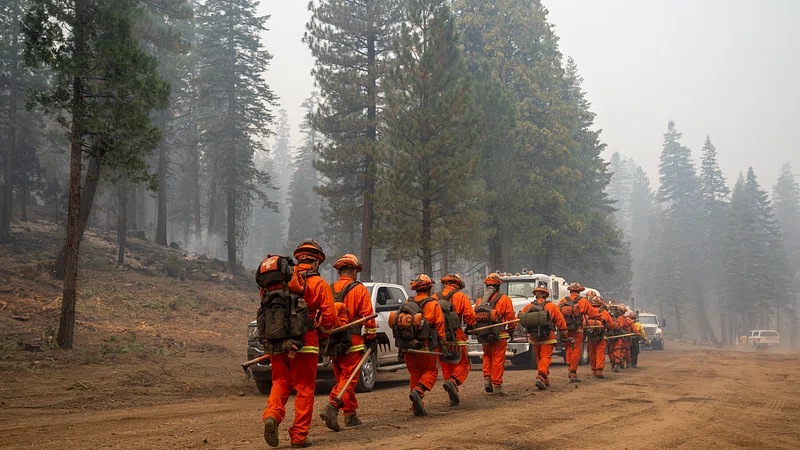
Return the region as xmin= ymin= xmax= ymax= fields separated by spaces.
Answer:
xmin=661 ymin=319 xmax=667 ymax=328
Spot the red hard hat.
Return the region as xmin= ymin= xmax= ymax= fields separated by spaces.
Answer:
xmin=484 ymin=273 xmax=503 ymax=286
xmin=410 ymin=274 xmax=434 ymax=291
xmin=332 ymin=254 xmax=362 ymax=272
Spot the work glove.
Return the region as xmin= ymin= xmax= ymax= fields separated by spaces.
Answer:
xmin=464 ymin=324 xmax=475 ymax=335
xmin=560 ymin=331 xmax=569 ymax=342
xmin=364 ymin=335 xmax=378 ymax=354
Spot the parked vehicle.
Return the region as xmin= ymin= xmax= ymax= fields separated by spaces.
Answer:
xmin=247 ymin=282 xmax=410 ymax=395
xmin=638 ymin=312 xmax=666 ymax=350
xmin=746 ymin=330 xmax=780 ymax=350
xmin=466 ymin=272 xmax=589 ymax=368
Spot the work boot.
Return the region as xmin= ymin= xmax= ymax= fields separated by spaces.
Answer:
xmin=443 ymin=380 xmax=460 ymax=406
xmin=632 ymin=364 xmax=638 ymax=369
xmin=612 ymin=365 xmax=620 ymax=373
xmin=484 ymin=377 xmax=493 ymax=393
xmin=595 ymin=371 xmax=605 ymax=379
xmin=545 ymin=378 xmax=551 ymax=387
xmin=409 ymin=389 xmax=428 ymax=416
xmin=626 ymin=362 xmax=631 ymax=369
xmin=569 ymin=377 xmax=582 ymax=383
xmin=319 ymin=403 xmax=341 ymax=432
xmin=494 ymin=384 xmax=508 ymax=396
xmin=290 ymin=437 xmax=313 ymax=448
xmin=535 ymin=378 xmax=547 ymax=391
xmin=344 ymin=414 xmax=363 ymax=427
xmin=263 ymin=417 xmax=279 ymax=448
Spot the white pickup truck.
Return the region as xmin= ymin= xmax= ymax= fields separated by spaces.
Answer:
xmin=746 ymin=330 xmax=780 ymax=350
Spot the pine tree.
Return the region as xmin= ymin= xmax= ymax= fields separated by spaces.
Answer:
xmin=377 ymin=0 xmax=483 ymax=275
xmin=722 ymin=175 xmax=751 ymax=332
xmin=23 ymin=0 xmax=170 ymax=348
xmin=608 ymin=151 xmax=631 ymax=236
xmin=260 ymin=109 xmax=290 ymax=252
xmin=194 ymin=0 xmax=277 ymax=273
xmin=697 ymin=135 xmax=729 ymax=342
xmin=654 ymin=120 xmax=700 ymax=337
xmin=287 ymin=94 xmax=322 ymax=249
xmin=773 ymin=163 xmax=800 ymax=346
xmin=629 ymin=163 xmax=654 ymax=304
xmin=305 ymin=0 xmax=404 ymax=280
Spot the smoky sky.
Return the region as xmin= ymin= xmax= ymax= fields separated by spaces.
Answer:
xmin=261 ymin=0 xmax=800 ymax=189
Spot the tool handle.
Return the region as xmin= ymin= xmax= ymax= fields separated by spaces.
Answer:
xmin=323 ymin=313 xmax=379 ymax=335
xmin=242 ymin=353 xmax=271 ymax=369
xmin=336 ymin=348 xmax=373 ymax=401
xmin=471 ymin=318 xmax=520 ymax=333
xmin=404 ymin=348 xmax=443 ymax=356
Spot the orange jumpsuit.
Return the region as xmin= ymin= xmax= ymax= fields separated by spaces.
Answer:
xmin=404 ymin=293 xmax=446 ymax=400
xmin=520 ymin=299 xmax=567 ymax=386
xmin=609 ymin=315 xmax=632 ymax=368
xmin=622 ymin=316 xmax=634 ymax=366
xmin=559 ymin=294 xmax=602 ymax=380
xmin=474 ymin=292 xmax=517 ymax=387
xmin=438 ymin=286 xmax=477 ymax=387
xmin=262 ymin=264 xmax=336 ymax=446
xmin=327 ymin=276 xmax=377 ymax=417
xmin=587 ymin=308 xmax=617 ymax=376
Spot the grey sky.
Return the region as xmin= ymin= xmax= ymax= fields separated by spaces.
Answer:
xmin=260 ymin=0 xmax=800 ymax=189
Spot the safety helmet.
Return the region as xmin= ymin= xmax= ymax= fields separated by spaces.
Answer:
xmin=585 ymin=290 xmax=597 ymax=298
xmin=293 ymin=239 xmax=326 ymax=263
xmin=484 ymin=273 xmax=503 ymax=286
xmin=332 ymin=253 xmax=362 ymax=272
xmin=629 ymin=312 xmax=638 ymax=320
xmin=533 ymin=286 xmax=550 ymax=297
xmin=410 ymin=274 xmax=434 ymax=291
xmin=567 ymin=282 xmax=584 ymax=292
xmin=440 ymin=273 xmax=465 ymax=290
xmin=589 ymin=296 xmax=604 ymax=307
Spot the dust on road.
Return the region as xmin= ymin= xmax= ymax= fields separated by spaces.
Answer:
xmin=2 ymin=344 xmax=799 ymax=449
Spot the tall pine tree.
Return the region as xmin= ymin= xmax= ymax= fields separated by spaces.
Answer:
xmin=194 ymin=0 xmax=277 ymax=273
xmin=773 ymin=163 xmax=800 ymax=346
xmin=305 ymin=0 xmax=404 ymax=281
xmin=377 ymin=0 xmax=483 ymax=276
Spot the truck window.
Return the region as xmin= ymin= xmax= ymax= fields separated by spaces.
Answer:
xmin=552 ymin=282 xmax=559 ymax=299
xmin=761 ymin=331 xmax=778 ymax=337
xmin=375 ymin=286 xmax=404 ymax=312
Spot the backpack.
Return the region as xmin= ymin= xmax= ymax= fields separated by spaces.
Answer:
xmin=389 ymin=297 xmax=438 ymax=351
xmin=473 ymin=291 xmax=502 ymax=344
xmin=321 ymin=281 xmax=361 ymax=357
xmin=560 ymin=297 xmax=585 ymax=332
xmin=255 ymin=256 xmax=315 ymax=355
xmin=437 ymin=290 xmax=463 ymax=344
xmin=519 ymin=301 xmax=552 ymax=339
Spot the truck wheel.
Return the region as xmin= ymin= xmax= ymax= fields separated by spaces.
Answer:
xmin=652 ymin=340 xmax=663 ymax=351
xmin=355 ymin=352 xmax=377 ymax=393
xmin=254 ymin=377 xmax=272 ymax=395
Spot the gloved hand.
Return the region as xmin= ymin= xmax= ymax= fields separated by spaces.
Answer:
xmin=464 ymin=325 xmax=475 ymax=335
xmin=560 ymin=332 xmax=569 ymax=342
xmin=364 ymin=335 xmax=378 ymax=354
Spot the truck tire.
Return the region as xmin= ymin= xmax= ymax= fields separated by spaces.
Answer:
xmin=511 ymin=350 xmax=537 ymax=369
xmin=254 ymin=377 xmax=272 ymax=395
xmin=354 ymin=352 xmax=377 ymax=393
xmin=652 ymin=340 xmax=664 ymax=351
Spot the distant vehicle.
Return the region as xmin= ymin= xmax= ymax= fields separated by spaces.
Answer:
xmin=466 ymin=272 xmax=589 ymax=368
xmin=746 ymin=330 xmax=780 ymax=350
xmin=638 ymin=312 xmax=666 ymax=350
xmin=247 ymin=282 xmax=410 ymax=395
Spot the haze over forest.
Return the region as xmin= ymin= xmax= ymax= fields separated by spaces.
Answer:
xmin=1 ymin=0 xmax=798 ymax=349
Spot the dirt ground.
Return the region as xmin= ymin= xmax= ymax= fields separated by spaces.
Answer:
xmin=2 ymin=343 xmax=799 ymax=449
xmin=2 ymin=223 xmax=799 ymax=449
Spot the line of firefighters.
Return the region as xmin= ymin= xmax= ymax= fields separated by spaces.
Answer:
xmin=257 ymin=240 xmax=647 ymax=448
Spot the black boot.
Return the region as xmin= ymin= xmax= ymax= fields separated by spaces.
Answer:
xmin=344 ymin=414 xmax=363 ymax=427
xmin=319 ymin=403 xmax=341 ymax=432
xmin=291 ymin=437 xmax=313 ymax=448
xmin=484 ymin=377 xmax=493 ymax=393
xmin=410 ymin=389 xmax=428 ymax=416
xmin=263 ymin=417 xmax=279 ymax=448
xmin=443 ymin=380 xmax=460 ymax=406
xmin=536 ymin=378 xmax=547 ymax=391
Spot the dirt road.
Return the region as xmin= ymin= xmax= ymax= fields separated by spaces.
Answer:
xmin=2 ymin=344 xmax=799 ymax=449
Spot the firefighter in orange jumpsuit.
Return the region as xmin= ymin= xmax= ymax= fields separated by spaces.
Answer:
xmin=519 ymin=286 xmax=567 ymax=390
xmin=473 ymin=273 xmax=517 ymax=395
xmin=558 ymin=282 xmax=602 ymax=383
xmin=263 ymin=240 xmax=336 ymax=448
xmin=404 ymin=274 xmax=446 ymax=416
xmin=438 ymin=273 xmax=477 ymax=406
xmin=585 ymin=292 xmax=617 ymax=379
xmin=623 ymin=310 xmax=636 ymax=368
xmin=608 ymin=306 xmax=632 ymax=373
xmin=319 ymin=254 xmax=377 ymax=432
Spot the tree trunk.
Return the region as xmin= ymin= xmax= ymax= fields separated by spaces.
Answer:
xmin=441 ymin=240 xmax=449 ymax=276
xmin=117 ymin=181 xmax=127 ymax=265
xmin=0 ymin=11 xmax=19 ymax=243
xmin=720 ymin=311 xmax=728 ymax=345
xmin=360 ymin=33 xmax=377 ymax=282
xmin=190 ymin=120 xmax=201 ymax=241
xmin=673 ymin=298 xmax=682 ymax=337
xmin=52 ymin=153 xmax=102 ymax=280
xmin=487 ymin=206 xmax=503 ymax=271
xmin=155 ymin=134 xmax=167 ymax=245
xmin=395 ymin=259 xmax=402 ymax=285
xmin=57 ymin=0 xmax=86 ymax=350
xmin=226 ymin=168 xmax=237 ymax=274
xmin=19 ymin=184 xmax=27 ymax=222
xmin=696 ymin=299 xmax=719 ymax=345
xmin=421 ymin=197 xmax=432 ymax=275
